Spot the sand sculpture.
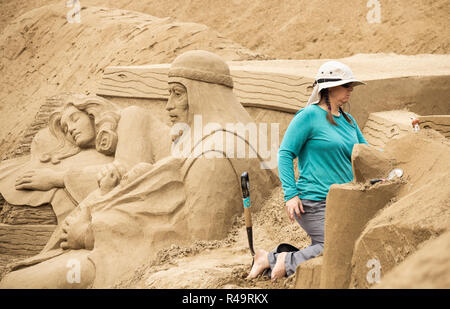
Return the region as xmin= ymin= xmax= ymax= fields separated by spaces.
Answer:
xmin=349 ymin=130 xmax=450 ymax=288
xmin=293 ymin=128 xmax=450 ymax=289
xmin=0 ymin=50 xmax=277 ymax=288
xmin=319 ymin=144 xmax=402 ymax=289
xmin=0 ymin=5 xmax=448 ymax=287
xmin=0 ymin=95 xmax=170 ymax=224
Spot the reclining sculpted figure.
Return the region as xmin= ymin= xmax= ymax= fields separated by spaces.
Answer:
xmin=0 ymin=94 xmax=170 ymax=223
xmin=0 ymin=50 xmax=277 ymax=288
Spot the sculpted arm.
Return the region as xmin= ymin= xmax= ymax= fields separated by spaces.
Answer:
xmin=15 ymin=168 xmax=65 ymax=191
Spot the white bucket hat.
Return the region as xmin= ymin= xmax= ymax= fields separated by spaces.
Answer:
xmin=306 ymin=61 xmax=366 ymax=106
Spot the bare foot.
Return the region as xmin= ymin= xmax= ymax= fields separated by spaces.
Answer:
xmin=271 ymin=252 xmax=287 ymax=282
xmin=246 ymin=249 xmax=270 ymax=280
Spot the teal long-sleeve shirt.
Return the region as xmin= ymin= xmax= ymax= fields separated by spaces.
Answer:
xmin=278 ymin=104 xmax=368 ymax=202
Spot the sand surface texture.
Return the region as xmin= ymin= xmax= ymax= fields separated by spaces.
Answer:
xmin=0 ymin=1 xmax=449 ymax=289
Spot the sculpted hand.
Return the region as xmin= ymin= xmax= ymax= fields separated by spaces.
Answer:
xmin=15 ymin=168 xmax=65 ymax=191
xmin=285 ymin=195 xmax=304 ymax=222
xmin=60 ymin=207 xmax=94 ymax=250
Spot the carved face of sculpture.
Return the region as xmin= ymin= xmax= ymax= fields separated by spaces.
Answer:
xmin=60 ymin=105 xmax=96 ymax=148
xmin=166 ymin=82 xmax=189 ymax=125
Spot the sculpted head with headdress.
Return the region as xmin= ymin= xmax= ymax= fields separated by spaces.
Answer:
xmin=166 ymin=50 xmax=252 ymax=135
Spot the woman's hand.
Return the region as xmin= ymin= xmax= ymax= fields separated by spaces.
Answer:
xmin=15 ymin=168 xmax=65 ymax=191
xmin=285 ymin=195 xmax=305 ymax=222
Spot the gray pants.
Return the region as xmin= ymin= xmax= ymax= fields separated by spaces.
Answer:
xmin=267 ymin=199 xmax=326 ymax=277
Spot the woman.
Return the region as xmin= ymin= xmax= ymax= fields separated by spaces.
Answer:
xmin=247 ymin=61 xmax=368 ymax=281
xmin=0 ymin=50 xmax=277 ymax=288
xmin=0 ymin=95 xmax=170 ymax=223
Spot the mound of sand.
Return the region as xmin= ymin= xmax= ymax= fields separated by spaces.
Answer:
xmin=114 ymin=186 xmax=309 ymax=289
xmin=0 ymin=4 xmax=265 ymax=159
xmin=1 ymin=0 xmax=449 ymax=60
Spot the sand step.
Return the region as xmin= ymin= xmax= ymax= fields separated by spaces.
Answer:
xmin=419 ymin=115 xmax=450 ymax=138
xmin=362 ymin=110 xmax=419 ymax=149
xmin=294 ymin=256 xmax=322 ymax=289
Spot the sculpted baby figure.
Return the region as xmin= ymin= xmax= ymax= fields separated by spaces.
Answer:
xmin=59 ymin=161 xmax=153 ymax=251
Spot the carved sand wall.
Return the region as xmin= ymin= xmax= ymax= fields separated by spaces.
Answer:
xmin=1 ymin=50 xmax=449 ymax=288
xmin=375 ymin=231 xmax=450 ymax=289
xmin=362 ymin=110 xmax=419 ymax=148
xmin=349 ymin=130 xmax=450 ymax=288
xmin=97 ymin=65 xmax=313 ymax=113
xmin=419 ymin=115 xmax=450 ymax=138
xmin=97 ymin=55 xmax=450 ymax=130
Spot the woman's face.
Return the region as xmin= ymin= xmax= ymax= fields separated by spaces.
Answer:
xmin=60 ymin=105 xmax=96 ymax=148
xmin=166 ymin=82 xmax=189 ymax=125
xmin=329 ymin=83 xmax=354 ymax=107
